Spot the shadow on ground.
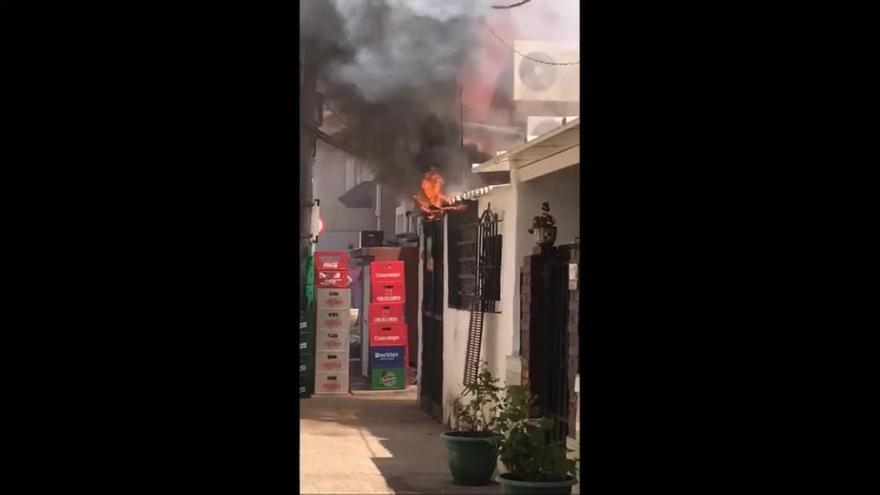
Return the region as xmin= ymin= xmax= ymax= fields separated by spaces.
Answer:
xmin=301 ymin=390 xmax=501 ymax=494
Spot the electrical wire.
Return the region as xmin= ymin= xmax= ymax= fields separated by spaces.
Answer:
xmin=304 ymin=122 xmax=357 ymax=155
xmin=485 ymin=25 xmax=580 ymax=65
xmin=492 ymin=0 xmax=531 ymax=8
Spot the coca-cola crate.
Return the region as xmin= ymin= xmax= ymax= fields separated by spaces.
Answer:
xmin=371 ymin=280 xmax=405 ymax=304
xmin=316 ymin=270 xmax=352 ymax=289
xmin=315 ymin=350 xmax=349 ymax=372
xmin=314 ymin=371 xmax=349 ymax=395
xmin=316 ymin=288 xmax=351 ymax=310
xmin=370 ymin=260 xmax=404 ymax=282
xmin=316 ymin=309 xmax=351 ymax=331
xmin=369 ymin=324 xmax=407 ymax=347
xmin=368 ymin=303 xmax=405 ymax=325
xmin=315 ymin=328 xmax=349 ymax=351
xmin=314 ymin=251 xmax=349 ymax=271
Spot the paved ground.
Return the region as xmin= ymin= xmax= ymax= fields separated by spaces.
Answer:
xmin=300 ymin=387 xmax=502 ymax=494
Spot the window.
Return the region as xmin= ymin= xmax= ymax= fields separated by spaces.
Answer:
xmin=447 ymin=202 xmax=502 ymax=312
xmin=447 ymin=202 xmax=477 ymax=310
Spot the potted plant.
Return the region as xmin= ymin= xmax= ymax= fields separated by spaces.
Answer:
xmin=528 ymin=202 xmax=557 ymax=246
xmin=495 ymin=387 xmax=578 ymax=494
xmin=441 ymin=364 xmax=505 ymax=486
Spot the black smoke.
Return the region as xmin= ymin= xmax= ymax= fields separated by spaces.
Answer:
xmin=300 ymin=0 xmax=492 ymax=195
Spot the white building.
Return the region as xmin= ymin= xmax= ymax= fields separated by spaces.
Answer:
xmin=417 ymin=118 xmax=581 ymax=444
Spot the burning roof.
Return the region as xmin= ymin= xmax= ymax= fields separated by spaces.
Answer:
xmin=411 ymin=169 xmax=467 ymax=220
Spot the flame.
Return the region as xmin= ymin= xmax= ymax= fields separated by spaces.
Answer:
xmin=412 ymin=169 xmax=467 ymax=221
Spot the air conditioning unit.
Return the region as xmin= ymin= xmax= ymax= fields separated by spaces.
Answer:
xmin=513 ymin=41 xmax=579 ymax=102
xmin=526 ymin=116 xmax=579 ymax=142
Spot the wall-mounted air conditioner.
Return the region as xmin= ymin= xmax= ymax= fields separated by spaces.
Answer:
xmin=513 ymin=41 xmax=579 ymax=102
xmin=526 ymin=116 xmax=579 ymax=142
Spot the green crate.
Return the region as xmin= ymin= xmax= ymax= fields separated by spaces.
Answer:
xmin=370 ymin=367 xmax=406 ymax=390
xmin=299 ymin=370 xmax=314 ymax=398
xmin=299 ymin=356 xmax=313 ymax=376
xmin=300 ymin=350 xmax=314 ymax=373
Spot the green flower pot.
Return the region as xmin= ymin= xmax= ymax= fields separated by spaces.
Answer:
xmin=440 ymin=431 xmax=499 ymax=486
xmin=496 ymin=473 xmax=577 ymax=495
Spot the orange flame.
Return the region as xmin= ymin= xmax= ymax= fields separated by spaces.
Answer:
xmin=412 ymin=169 xmax=467 ymax=221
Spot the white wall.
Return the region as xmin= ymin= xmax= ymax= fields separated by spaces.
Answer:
xmin=511 ymin=161 xmax=580 ymax=359
xmin=516 ymin=163 xmax=581 ymax=255
xmin=313 ymin=140 xmax=399 ymax=251
xmin=316 ymin=231 xmax=361 ymax=251
xmin=440 ymin=186 xmax=519 ymax=424
xmin=314 ymin=141 xmax=376 ymax=232
xmin=434 ymin=164 xmax=580 ymax=424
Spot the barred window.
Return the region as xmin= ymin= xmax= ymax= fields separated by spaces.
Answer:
xmin=447 ymin=202 xmax=502 ymax=312
xmin=447 ymin=202 xmax=477 ymax=310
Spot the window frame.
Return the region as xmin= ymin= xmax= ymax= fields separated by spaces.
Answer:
xmin=446 ymin=201 xmax=502 ymax=313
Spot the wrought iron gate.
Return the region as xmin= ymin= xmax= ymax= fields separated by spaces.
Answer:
xmin=529 ymin=243 xmax=575 ymax=441
xmin=420 ymin=219 xmax=444 ymax=421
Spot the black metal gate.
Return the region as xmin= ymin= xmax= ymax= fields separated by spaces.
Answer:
xmin=529 ymin=244 xmax=574 ymax=441
xmin=420 ymin=219 xmax=444 ymax=421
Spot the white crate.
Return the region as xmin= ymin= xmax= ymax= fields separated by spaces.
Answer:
xmin=316 ymin=350 xmax=349 ymax=372
xmin=315 ymin=328 xmax=350 ymax=351
xmin=314 ymin=371 xmax=349 ymax=395
xmin=316 ymin=288 xmax=351 ymax=310
xmin=316 ymin=309 xmax=351 ymax=332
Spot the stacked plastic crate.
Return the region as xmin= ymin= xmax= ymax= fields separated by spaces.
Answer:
xmin=368 ymin=260 xmax=407 ymax=390
xmin=314 ymin=251 xmax=351 ymax=395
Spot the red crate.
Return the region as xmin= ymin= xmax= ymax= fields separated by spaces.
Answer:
xmin=370 ymin=260 xmax=404 ymax=282
xmin=316 ymin=269 xmax=352 ymax=289
xmin=369 ymin=323 xmax=407 ymax=347
xmin=368 ymin=303 xmax=405 ymax=325
xmin=314 ymin=251 xmax=349 ymax=271
xmin=371 ymin=280 xmax=405 ymax=304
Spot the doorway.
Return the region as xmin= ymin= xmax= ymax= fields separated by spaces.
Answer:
xmin=420 ymin=219 xmax=444 ymax=421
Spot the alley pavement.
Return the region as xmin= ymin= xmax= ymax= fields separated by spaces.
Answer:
xmin=300 ymin=387 xmax=501 ymax=494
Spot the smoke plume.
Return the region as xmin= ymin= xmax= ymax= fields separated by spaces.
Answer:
xmin=300 ymin=0 xmax=493 ymax=195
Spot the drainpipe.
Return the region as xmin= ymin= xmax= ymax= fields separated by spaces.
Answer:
xmin=375 ymin=183 xmax=382 ymax=231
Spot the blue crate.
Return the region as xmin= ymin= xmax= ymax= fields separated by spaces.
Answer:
xmin=369 ymin=346 xmax=405 ymax=369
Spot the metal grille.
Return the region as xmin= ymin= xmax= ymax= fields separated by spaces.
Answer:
xmin=545 ymin=249 xmax=571 ymax=441
xmin=463 ymin=204 xmax=501 ymax=386
xmin=527 ymin=244 xmax=575 ymax=442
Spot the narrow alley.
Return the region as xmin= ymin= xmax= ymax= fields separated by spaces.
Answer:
xmin=300 ymin=388 xmax=501 ymax=494
xmin=300 ymin=1 xmax=581 ymax=493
